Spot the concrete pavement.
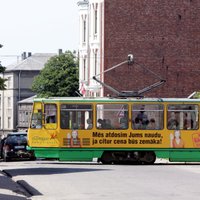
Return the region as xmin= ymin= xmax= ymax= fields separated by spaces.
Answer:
xmin=0 ymin=158 xmax=170 ymax=200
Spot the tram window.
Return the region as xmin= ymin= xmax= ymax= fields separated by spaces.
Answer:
xmin=44 ymin=104 xmax=57 ymax=123
xmin=60 ymin=104 xmax=93 ymax=130
xmin=96 ymin=104 xmax=128 ymax=130
xmin=167 ymin=104 xmax=198 ymax=130
xmin=30 ymin=102 xmax=42 ymax=129
xmin=132 ymin=104 xmax=164 ymax=130
xmin=44 ymin=104 xmax=57 ymax=129
xmin=30 ymin=109 xmax=42 ymax=129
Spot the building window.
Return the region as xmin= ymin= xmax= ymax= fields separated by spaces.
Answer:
xmin=22 ymin=111 xmax=25 ymax=123
xmin=94 ymin=9 xmax=98 ymax=35
xmin=8 ymin=117 xmax=11 ymax=129
xmin=83 ymin=20 xmax=86 ymax=43
xmin=94 ymin=52 xmax=97 ymax=76
xmin=7 ymin=77 xmax=11 ymax=89
xmin=83 ymin=58 xmax=86 ymax=81
xmin=7 ymin=109 xmax=12 ymax=116
xmin=96 ymin=92 xmax=100 ymax=97
xmin=19 ymin=111 xmax=22 ymax=124
xmin=7 ymin=97 xmax=11 ymax=108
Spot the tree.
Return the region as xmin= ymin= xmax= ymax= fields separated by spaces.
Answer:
xmin=0 ymin=44 xmax=7 ymax=90
xmin=32 ymin=51 xmax=79 ymax=97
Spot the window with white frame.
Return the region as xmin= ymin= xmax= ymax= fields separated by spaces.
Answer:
xmin=8 ymin=117 xmax=11 ymax=129
xmin=83 ymin=19 xmax=86 ymax=43
xmin=94 ymin=9 xmax=98 ymax=35
xmin=83 ymin=58 xmax=86 ymax=81
xmin=7 ymin=97 xmax=11 ymax=108
xmin=94 ymin=51 xmax=97 ymax=76
xmin=7 ymin=77 xmax=12 ymax=89
xmin=7 ymin=109 xmax=12 ymax=116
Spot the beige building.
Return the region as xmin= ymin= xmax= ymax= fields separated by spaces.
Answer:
xmin=17 ymin=95 xmax=36 ymax=132
xmin=0 ymin=53 xmax=55 ymax=134
xmin=78 ymin=0 xmax=104 ymax=97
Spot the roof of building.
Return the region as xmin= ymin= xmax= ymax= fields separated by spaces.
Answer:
xmin=5 ymin=53 xmax=56 ymax=72
xmin=18 ymin=95 xmax=36 ymax=104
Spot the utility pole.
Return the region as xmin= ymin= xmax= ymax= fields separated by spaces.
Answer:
xmin=93 ymin=54 xmax=166 ymax=98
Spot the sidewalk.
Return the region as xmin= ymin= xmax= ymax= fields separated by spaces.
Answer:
xmin=0 ymin=171 xmax=30 ymax=200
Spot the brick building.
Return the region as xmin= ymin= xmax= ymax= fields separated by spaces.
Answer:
xmin=78 ymin=0 xmax=200 ymax=98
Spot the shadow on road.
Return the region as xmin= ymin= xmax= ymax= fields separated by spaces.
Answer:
xmin=3 ymin=167 xmax=111 ymax=177
xmin=33 ymin=159 xmax=200 ymax=166
xmin=0 ymin=194 xmax=28 ymax=200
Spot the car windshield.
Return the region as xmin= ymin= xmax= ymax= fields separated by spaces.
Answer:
xmin=5 ymin=134 xmax=27 ymax=145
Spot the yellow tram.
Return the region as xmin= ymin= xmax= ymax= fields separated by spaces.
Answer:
xmin=27 ymin=96 xmax=200 ymax=164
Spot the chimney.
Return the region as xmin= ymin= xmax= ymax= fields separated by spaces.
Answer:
xmin=21 ymin=52 xmax=26 ymax=60
xmin=58 ymin=49 xmax=63 ymax=55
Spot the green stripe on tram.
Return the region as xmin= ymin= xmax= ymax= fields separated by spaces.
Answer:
xmin=29 ymin=147 xmax=200 ymax=162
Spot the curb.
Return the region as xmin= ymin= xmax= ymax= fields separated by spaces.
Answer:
xmin=1 ymin=170 xmax=42 ymax=198
xmin=17 ymin=180 xmax=42 ymax=197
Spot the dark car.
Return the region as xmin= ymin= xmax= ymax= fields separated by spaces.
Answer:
xmin=0 ymin=132 xmax=35 ymax=162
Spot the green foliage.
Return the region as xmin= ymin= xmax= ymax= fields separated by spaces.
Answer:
xmin=0 ymin=77 xmax=7 ymax=90
xmin=32 ymin=51 xmax=79 ymax=97
xmin=0 ymin=66 xmax=6 ymax=73
xmin=193 ymin=92 xmax=200 ymax=99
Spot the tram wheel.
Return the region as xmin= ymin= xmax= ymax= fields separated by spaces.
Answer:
xmin=143 ymin=151 xmax=156 ymax=164
xmin=100 ymin=151 xmax=113 ymax=164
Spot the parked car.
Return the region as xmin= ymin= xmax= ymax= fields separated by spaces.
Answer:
xmin=0 ymin=132 xmax=35 ymax=161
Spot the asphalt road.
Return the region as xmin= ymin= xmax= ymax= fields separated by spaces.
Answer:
xmin=1 ymin=159 xmax=200 ymax=200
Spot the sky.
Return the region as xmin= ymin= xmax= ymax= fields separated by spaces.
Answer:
xmin=0 ymin=0 xmax=79 ymax=65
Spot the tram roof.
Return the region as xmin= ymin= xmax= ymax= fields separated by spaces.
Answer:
xmin=32 ymin=97 xmax=200 ymax=103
